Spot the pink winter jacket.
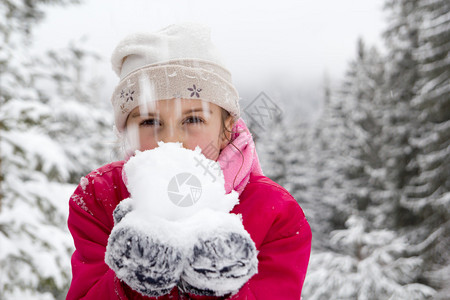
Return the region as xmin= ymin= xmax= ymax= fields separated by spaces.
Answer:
xmin=67 ymin=162 xmax=311 ymax=299
xmin=67 ymin=119 xmax=311 ymax=299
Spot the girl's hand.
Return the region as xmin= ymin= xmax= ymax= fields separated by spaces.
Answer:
xmin=112 ymin=197 xmax=133 ymax=224
xmin=105 ymin=201 xmax=185 ymax=297
xmin=178 ymin=213 xmax=258 ymax=297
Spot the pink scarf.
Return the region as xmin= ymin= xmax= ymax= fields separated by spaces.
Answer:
xmin=217 ymin=118 xmax=264 ymax=195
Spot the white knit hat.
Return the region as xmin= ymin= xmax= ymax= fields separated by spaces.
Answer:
xmin=111 ymin=22 xmax=240 ymax=132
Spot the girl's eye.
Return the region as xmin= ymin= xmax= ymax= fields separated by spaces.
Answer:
xmin=140 ymin=119 xmax=160 ymax=127
xmin=184 ymin=116 xmax=204 ymax=124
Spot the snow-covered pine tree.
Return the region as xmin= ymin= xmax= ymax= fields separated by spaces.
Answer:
xmin=283 ymin=117 xmax=312 ymax=207
xmin=256 ymin=110 xmax=291 ymax=188
xmin=381 ymin=0 xmax=422 ymax=223
xmin=378 ymin=0 xmax=449 ymax=298
xmin=295 ymin=72 xmax=353 ymax=296
xmin=0 ymin=1 xmax=74 ymax=298
xmin=0 ymin=1 xmax=112 ymax=299
xmin=36 ymin=42 xmax=114 ymax=179
xmin=303 ymin=40 xmax=405 ymax=300
xmin=294 ymin=73 xmax=354 ymax=250
xmin=404 ymin=0 xmax=449 ymax=297
xmin=303 ymin=34 xmax=439 ymax=298
xmin=303 ymin=0 xmax=449 ymax=297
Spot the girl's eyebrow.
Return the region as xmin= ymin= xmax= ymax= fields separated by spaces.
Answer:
xmin=130 ymin=111 xmax=156 ymax=118
xmin=183 ymin=107 xmax=213 ymax=115
xmin=130 ymin=107 xmax=213 ymax=119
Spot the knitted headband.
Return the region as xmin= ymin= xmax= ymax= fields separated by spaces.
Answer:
xmin=110 ymin=23 xmax=240 ymax=132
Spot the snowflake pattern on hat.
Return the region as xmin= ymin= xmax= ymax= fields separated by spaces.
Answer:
xmin=187 ymin=84 xmax=202 ymax=98
xmin=120 ymin=89 xmax=135 ymax=102
xmin=119 ymin=89 xmax=136 ymax=113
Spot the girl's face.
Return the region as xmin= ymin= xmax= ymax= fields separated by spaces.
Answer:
xmin=125 ymin=99 xmax=233 ymax=161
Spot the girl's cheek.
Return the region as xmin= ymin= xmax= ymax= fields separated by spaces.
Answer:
xmin=138 ymin=128 xmax=159 ymax=151
xmin=186 ymin=126 xmax=223 ymax=160
xmin=190 ymin=138 xmax=221 ymax=160
xmin=139 ymin=139 xmax=158 ymax=151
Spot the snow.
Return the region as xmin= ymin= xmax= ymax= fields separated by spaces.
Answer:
xmin=2 ymin=128 xmax=74 ymax=180
xmin=0 ymin=170 xmax=74 ymax=298
xmin=71 ymin=194 xmax=92 ymax=215
xmin=79 ymin=176 xmax=89 ymax=191
xmin=123 ymin=141 xmax=240 ymax=221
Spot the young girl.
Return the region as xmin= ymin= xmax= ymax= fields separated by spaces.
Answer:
xmin=67 ymin=23 xmax=311 ymax=299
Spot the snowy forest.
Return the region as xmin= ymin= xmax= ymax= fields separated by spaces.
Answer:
xmin=0 ymin=0 xmax=448 ymax=299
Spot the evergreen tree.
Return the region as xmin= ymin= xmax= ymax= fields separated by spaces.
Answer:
xmin=303 ymin=35 xmax=440 ymax=298
xmin=283 ymin=118 xmax=312 ymax=205
xmin=301 ymin=1 xmax=449 ymax=298
xmin=0 ymin=1 xmax=112 ymax=298
xmin=36 ymin=42 xmax=114 ymax=179
xmin=380 ymin=0 xmax=449 ymax=297
xmin=299 ymin=73 xmax=358 ymax=248
xmin=405 ymin=0 xmax=450 ymax=297
xmin=381 ymin=0 xmax=422 ymax=225
xmin=256 ymin=111 xmax=291 ymax=188
xmin=301 ymin=40 xmax=428 ymax=300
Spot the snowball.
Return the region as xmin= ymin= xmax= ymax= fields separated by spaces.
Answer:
xmin=123 ymin=142 xmax=239 ymax=221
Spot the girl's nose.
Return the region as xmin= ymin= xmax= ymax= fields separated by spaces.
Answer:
xmin=159 ymin=126 xmax=184 ymax=145
xmin=162 ymin=135 xmax=182 ymax=144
